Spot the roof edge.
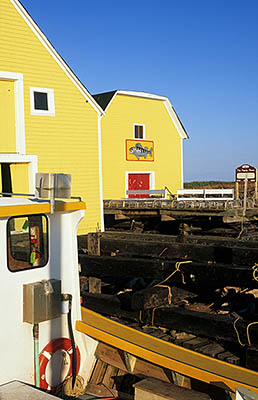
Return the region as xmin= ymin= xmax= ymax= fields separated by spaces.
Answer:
xmin=95 ymin=90 xmax=189 ymax=139
xmin=11 ymin=0 xmax=104 ymax=116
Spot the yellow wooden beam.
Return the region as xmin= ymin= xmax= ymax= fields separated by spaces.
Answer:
xmin=76 ymin=307 xmax=258 ymax=394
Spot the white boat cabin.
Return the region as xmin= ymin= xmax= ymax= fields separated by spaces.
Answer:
xmin=0 ymin=195 xmax=97 ymax=390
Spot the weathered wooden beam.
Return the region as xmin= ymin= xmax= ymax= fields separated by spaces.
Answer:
xmin=89 ymin=277 xmax=101 ymax=294
xmin=81 ymin=292 xmax=138 ymax=320
xmin=79 ymin=254 xmax=258 ymax=288
xmin=78 ymin=232 xmax=258 ymax=251
xmin=131 ymin=286 xmax=197 ymax=311
xmin=88 ymin=232 xmax=100 ymax=256
xmin=81 ymin=292 xmax=258 ymax=345
xmin=145 ymin=306 xmax=258 ymax=345
xmin=99 ymin=237 xmax=258 ymax=266
xmin=86 ymin=382 xmax=133 ymax=400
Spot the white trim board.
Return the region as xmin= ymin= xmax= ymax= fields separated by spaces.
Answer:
xmin=97 ymin=115 xmax=104 ymax=232
xmin=0 ymin=71 xmax=25 ymax=154
xmin=9 ymin=0 xmax=104 ymax=116
xmin=0 ymin=154 xmax=38 ymax=193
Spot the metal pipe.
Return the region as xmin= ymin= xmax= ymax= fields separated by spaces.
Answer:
xmin=33 ymin=324 xmax=40 ymax=388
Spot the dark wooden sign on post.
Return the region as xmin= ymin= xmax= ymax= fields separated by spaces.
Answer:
xmin=235 ymin=164 xmax=257 ymax=205
xmin=235 ymin=164 xmax=257 ymax=182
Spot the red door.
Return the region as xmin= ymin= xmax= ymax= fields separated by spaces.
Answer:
xmin=128 ymin=173 xmax=150 ymax=198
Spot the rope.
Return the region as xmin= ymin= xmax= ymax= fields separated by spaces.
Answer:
xmin=233 ymin=317 xmax=245 ymax=347
xmin=139 ymin=310 xmax=143 ymax=323
xmin=155 ymin=284 xmax=172 ymax=305
xmin=247 ymin=321 xmax=258 ymax=345
xmin=159 ymin=247 xmax=168 ymax=257
xmin=158 ymin=260 xmax=192 ymax=286
xmin=152 ymin=308 xmax=157 ymax=326
xmin=61 ymin=376 xmax=85 ymax=398
xmin=252 ymin=264 xmax=258 ymax=281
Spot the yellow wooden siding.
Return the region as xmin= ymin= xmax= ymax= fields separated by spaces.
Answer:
xmin=101 ymin=95 xmax=182 ymax=199
xmin=11 ymin=163 xmax=29 ymax=193
xmin=0 ymin=0 xmax=101 ymax=234
xmin=0 ymin=80 xmax=16 ymax=152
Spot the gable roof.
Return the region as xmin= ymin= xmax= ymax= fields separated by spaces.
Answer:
xmin=93 ymin=90 xmax=189 ymax=139
xmin=10 ymin=0 xmax=104 ymax=116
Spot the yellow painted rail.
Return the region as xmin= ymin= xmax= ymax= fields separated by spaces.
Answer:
xmin=76 ymin=307 xmax=258 ymax=394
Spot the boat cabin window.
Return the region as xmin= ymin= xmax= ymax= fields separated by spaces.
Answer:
xmin=7 ymin=214 xmax=48 ymax=272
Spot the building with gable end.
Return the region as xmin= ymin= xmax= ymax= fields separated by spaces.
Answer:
xmin=93 ymin=90 xmax=188 ymax=200
xmin=0 ymin=0 xmax=104 ymax=233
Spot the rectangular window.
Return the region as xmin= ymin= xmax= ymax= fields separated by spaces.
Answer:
xmin=34 ymin=92 xmax=48 ymax=110
xmin=7 ymin=214 xmax=48 ymax=272
xmin=134 ymin=124 xmax=145 ymax=139
xmin=30 ymin=87 xmax=55 ymax=116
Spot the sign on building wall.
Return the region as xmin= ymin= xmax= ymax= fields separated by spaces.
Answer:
xmin=126 ymin=140 xmax=154 ymax=161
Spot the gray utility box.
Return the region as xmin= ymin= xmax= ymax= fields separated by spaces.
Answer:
xmin=23 ymin=279 xmax=62 ymax=324
xmin=35 ymin=173 xmax=71 ymax=199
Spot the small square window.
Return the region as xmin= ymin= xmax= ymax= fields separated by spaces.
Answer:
xmin=134 ymin=124 xmax=145 ymax=139
xmin=30 ymin=87 xmax=55 ymax=116
xmin=34 ymin=92 xmax=48 ymax=111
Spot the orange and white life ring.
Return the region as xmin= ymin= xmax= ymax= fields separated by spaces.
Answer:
xmin=39 ymin=338 xmax=80 ymax=391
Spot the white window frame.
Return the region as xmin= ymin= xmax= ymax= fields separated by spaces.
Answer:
xmin=133 ymin=124 xmax=145 ymax=140
xmin=125 ymin=171 xmax=155 ymax=198
xmin=0 ymin=71 xmax=25 ymax=154
xmin=30 ymin=87 xmax=55 ymax=116
xmin=0 ymin=154 xmax=38 ymax=193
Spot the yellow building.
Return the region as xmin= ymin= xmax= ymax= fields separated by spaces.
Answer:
xmin=0 ymin=0 xmax=104 ymax=234
xmin=93 ymin=90 xmax=189 ymax=199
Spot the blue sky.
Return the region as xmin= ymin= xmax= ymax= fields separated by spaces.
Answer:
xmin=20 ymin=0 xmax=258 ymax=181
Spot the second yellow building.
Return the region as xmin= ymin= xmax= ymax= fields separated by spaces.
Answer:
xmin=93 ymin=90 xmax=189 ymax=199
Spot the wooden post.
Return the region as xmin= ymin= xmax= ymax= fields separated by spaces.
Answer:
xmin=255 ymin=180 xmax=258 ymax=200
xmin=243 ymin=175 xmax=248 ymax=217
xmin=89 ymin=277 xmax=101 ymax=294
xmin=88 ymin=232 xmax=101 ymax=256
xmin=235 ymin=181 xmax=239 ymax=200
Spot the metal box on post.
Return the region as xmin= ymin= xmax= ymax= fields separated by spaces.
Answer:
xmin=23 ymin=279 xmax=62 ymax=324
xmin=35 ymin=173 xmax=71 ymax=199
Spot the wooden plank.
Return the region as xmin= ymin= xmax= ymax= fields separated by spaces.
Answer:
xmin=95 ymin=342 xmax=173 ymax=383
xmin=197 ymin=343 xmax=225 ymax=358
xmin=95 ymin=342 xmax=128 ymax=372
xmin=133 ymin=378 xmax=211 ymax=400
xmin=131 ymin=286 xmax=172 ymax=310
xmin=217 ymin=351 xmax=239 ymax=364
xmin=145 ymin=306 xmax=258 ymax=345
xmin=80 ymin=253 xmax=257 ymax=288
xmin=89 ymin=359 xmax=107 ymax=385
xmin=89 ymin=277 xmax=101 ymax=294
xmin=82 ymin=294 xmax=258 ymax=346
xmin=81 ymin=292 xmax=138 ymax=320
xmin=98 ymin=235 xmax=258 ymax=266
xmin=88 ymin=232 xmax=100 ymax=256
xmin=246 ymin=347 xmax=258 ymax=371
xmin=182 ymin=337 xmax=210 ymax=350
xmin=85 ymin=382 xmax=133 ymax=399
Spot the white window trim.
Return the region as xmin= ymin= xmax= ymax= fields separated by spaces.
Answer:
xmin=125 ymin=171 xmax=155 ymax=198
xmin=30 ymin=87 xmax=55 ymax=116
xmin=133 ymin=123 xmax=145 ymax=140
xmin=0 ymin=71 xmax=25 ymax=154
xmin=0 ymin=154 xmax=38 ymax=193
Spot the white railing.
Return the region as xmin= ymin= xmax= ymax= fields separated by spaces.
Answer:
xmin=177 ymin=188 xmax=234 ymax=201
xmin=126 ymin=189 xmax=167 ymax=198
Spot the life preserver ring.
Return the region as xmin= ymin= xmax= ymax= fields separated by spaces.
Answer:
xmin=39 ymin=338 xmax=80 ymax=392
